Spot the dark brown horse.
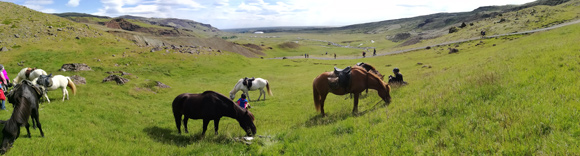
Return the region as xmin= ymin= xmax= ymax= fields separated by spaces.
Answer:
xmin=0 ymin=80 xmax=45 ymax=154
xmin=172 ymin=91 xmax=256 ymax=136
xmin=356 ymin=62 xmax=384 ymax=80
xmin=313 ymin=66 xmax=391 ymax=116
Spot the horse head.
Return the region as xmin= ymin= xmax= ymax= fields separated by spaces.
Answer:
xmin=229 ymin=91 xmax=236 ymax=100
xmin=36 ymin=74 xmax=53 ymax=88
xmin=237 ymin=110 xmax=256 ymax=136
xmin=0 ymin=120 xmax=18 ymax=154
xmin=381 ymin=84 xmax=392 ymax=104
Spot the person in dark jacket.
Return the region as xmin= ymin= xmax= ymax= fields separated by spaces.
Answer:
xmin=388 ymin=68 xmax=406 ymax=85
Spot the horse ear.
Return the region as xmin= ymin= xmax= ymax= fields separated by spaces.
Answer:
xmin=48 ymin=73 xmax=52 ymax=77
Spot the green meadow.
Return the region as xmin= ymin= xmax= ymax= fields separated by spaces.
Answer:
xmin=1 ymin=1 xmax=580 ymax=155
xmin=0 ymin=17 xmax=579 ymax=155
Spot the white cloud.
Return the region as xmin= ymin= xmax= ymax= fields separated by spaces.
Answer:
xmin=95 ymin=0 xmax=205 ymax=18
xmin=90 ymin=0 xmax=535 ymax=29
xmin=22 ymin=0 xmax=56 ymax=13
xmin=66 ymin=0 xmax=80 ymax=7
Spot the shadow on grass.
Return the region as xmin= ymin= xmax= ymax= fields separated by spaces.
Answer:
xmin=143 ymin=126 xmax=201 ymax=146
xmin=144 ymin=126 xmax=251 ymax=147
xmin=303 ymin=100 xmax=388 ymax=128
xmin=303 ymin=112 xmax=351 ymax=128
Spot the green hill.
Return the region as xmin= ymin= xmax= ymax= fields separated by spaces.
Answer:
xmin=0 ymin=0 xmax=580 ymax=155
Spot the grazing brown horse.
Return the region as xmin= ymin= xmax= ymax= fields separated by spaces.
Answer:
xmin=0 ymin=80 xmax=45 ymax=154
xmin=313 ymin=66 xmax=391 ymax=116
xmin=172 ymin=91 xmax=256 ymax=136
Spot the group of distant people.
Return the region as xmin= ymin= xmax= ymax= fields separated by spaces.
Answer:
xmin=362 ymin=48 xmax=377 ymax=58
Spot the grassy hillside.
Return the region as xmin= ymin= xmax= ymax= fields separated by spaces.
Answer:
xmin=1 ymin=1 xmax=580 ymax=155
xmin=228 ymin=0 xmax=580 ymax=57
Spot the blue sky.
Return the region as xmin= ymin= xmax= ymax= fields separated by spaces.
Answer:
xmin=2 ymin=0 xmax=536 ymax=29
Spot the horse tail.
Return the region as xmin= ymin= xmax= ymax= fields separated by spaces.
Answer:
xmin=266 ymin=81 xmax=273 ymax=96
xmin=313 ymin=84 xmax=321 ymax=112
xmin=67 ymin=77 xmax=77 ymax=95
xmin=172 ymin=94 xmax=186 ymax=134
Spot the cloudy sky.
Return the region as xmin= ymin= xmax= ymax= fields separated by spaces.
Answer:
xmin=3 ymin=0 xmax=536 ymax=29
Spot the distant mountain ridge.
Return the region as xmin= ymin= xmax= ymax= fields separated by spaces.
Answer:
xmin=117 ymin=15 xmax=221 ymax=33
xmin=309 ymin=0 xmax=571 ymax=34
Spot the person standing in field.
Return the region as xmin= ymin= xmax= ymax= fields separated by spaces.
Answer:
xmin=373 ymin=48 xmax=376 ymax=56
xmin=334 ymin=53 xmax=336 ymax=59
xmin=362 ymin=51 xmax=366 ymax=58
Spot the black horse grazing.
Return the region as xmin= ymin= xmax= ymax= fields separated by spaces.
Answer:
xmin=0 ymin=80 xmax=45 ymax=154
xmin=172 ymin=91 xmax=256 ymax=136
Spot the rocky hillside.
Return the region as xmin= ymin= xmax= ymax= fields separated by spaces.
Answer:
xmin=53 ymin=12 xmax=262 ymax=57
xmin=288 ymin=0 xmax=579 ymax=47
xmin=0 ymin=2 xmax=128 ymax=53
xmin=118 ymin=15 xmax=222 ymax=36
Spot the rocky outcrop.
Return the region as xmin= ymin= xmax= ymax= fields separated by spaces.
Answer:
xmin=60 ymin=63 xmax=92 ymax=71
xmin=103 ymin=75 xmax=129 ymax=85
xmin=105 ymin=18 xmax=142 ymax=31
xmin=70 ymin=75 xmax=86 ymax=84
xmin=155 ymin=81 xmax=170 ymax=88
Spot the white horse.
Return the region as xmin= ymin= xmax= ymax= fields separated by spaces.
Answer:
xmin=229 ymin=78 xmax=273 ymax=101
xmin=34 ymin=74 xmax=77 ymax=103
xmin=13 ymin=67 xmax=48 ymax=84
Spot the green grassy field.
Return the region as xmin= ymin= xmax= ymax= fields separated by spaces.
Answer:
xmin=0 ymin=18 xmax=579 ymax=155
xmin=1 ymin=1 xmax=580 ymax=155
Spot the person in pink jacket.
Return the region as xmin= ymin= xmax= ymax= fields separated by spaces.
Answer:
xmin=0 ymin=64 xmax=8 ymax=110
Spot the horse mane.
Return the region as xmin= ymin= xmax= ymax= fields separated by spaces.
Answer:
xmin=230 ymin=79 xmax=243 ymax=94
xmin=247 ymin=110 xmax=255 ymax=121
xmin=362 ymin=63 xmax=377 ymax=71
xmin=6 ymin=80 xmax=37 ymax=124
xmin=352 ymin=67 xmax=386 ymax=85
xmin=203 ymin=91 xmax=247 ymax=118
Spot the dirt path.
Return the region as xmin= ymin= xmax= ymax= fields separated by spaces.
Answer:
xmin=270 ymin=19 xmax=580 ymax=60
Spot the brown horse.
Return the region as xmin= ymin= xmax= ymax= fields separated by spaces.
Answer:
xmin=172 ymin=91 xmax=256 ymax=136
xmin=313 ymin=66 xmax=391 ymax=116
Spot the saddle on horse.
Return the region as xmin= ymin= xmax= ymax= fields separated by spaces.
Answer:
xmin=242 ymin=77 xmax=255 ymax=89
xmin=7 ymin=80 xmax=44 ymax=104
xmin=328 ymin=66 xmax=351 ymax=90
xmin=25 ymin=68 xmax=37 ymax=80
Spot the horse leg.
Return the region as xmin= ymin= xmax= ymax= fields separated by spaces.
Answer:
xmin=244 ymin=91 xmax=251 ymax=102
xmin=353 ymin=93 xmax=360 ymax=115
xmin=62 ymin=88 xmax=67 ymax=101
xmin=202 ymin=119 xmax=210 ymax=136
xmin=183 ymin=118 xmax=189 ymax=133
xmin=32 ymin=110 xmax=44 ymax=137
xmin=25 ymin=123 xmax=31 ymax=138
xmin=213 ymin=119 xmax=220 ymax=135
xmin=44 ymin=93 xmax=51 ymax=103
xmin=257 ymin=89 xmax=263 ymax=101
xmin=262 ymin=88 xmax=266 ymax=101
xmin=320 ymin=93 xmax=328 ymax=117
xmin=174 ymin=114 xmax=182 ymax=134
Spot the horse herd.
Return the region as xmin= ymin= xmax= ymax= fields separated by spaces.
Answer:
xmin=172 ymin=62 xmax=392 ymax=138
xmin=0 ymin=62 xmax=391 ymax=153
xmin=0 ymin=67 xmax=77 ymax=153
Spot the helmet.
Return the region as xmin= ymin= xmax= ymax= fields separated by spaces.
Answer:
xmin=393 ymin=68 xmax=399 ymax=72
xmin=0 ymin=64 xmax=3 ymax=70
